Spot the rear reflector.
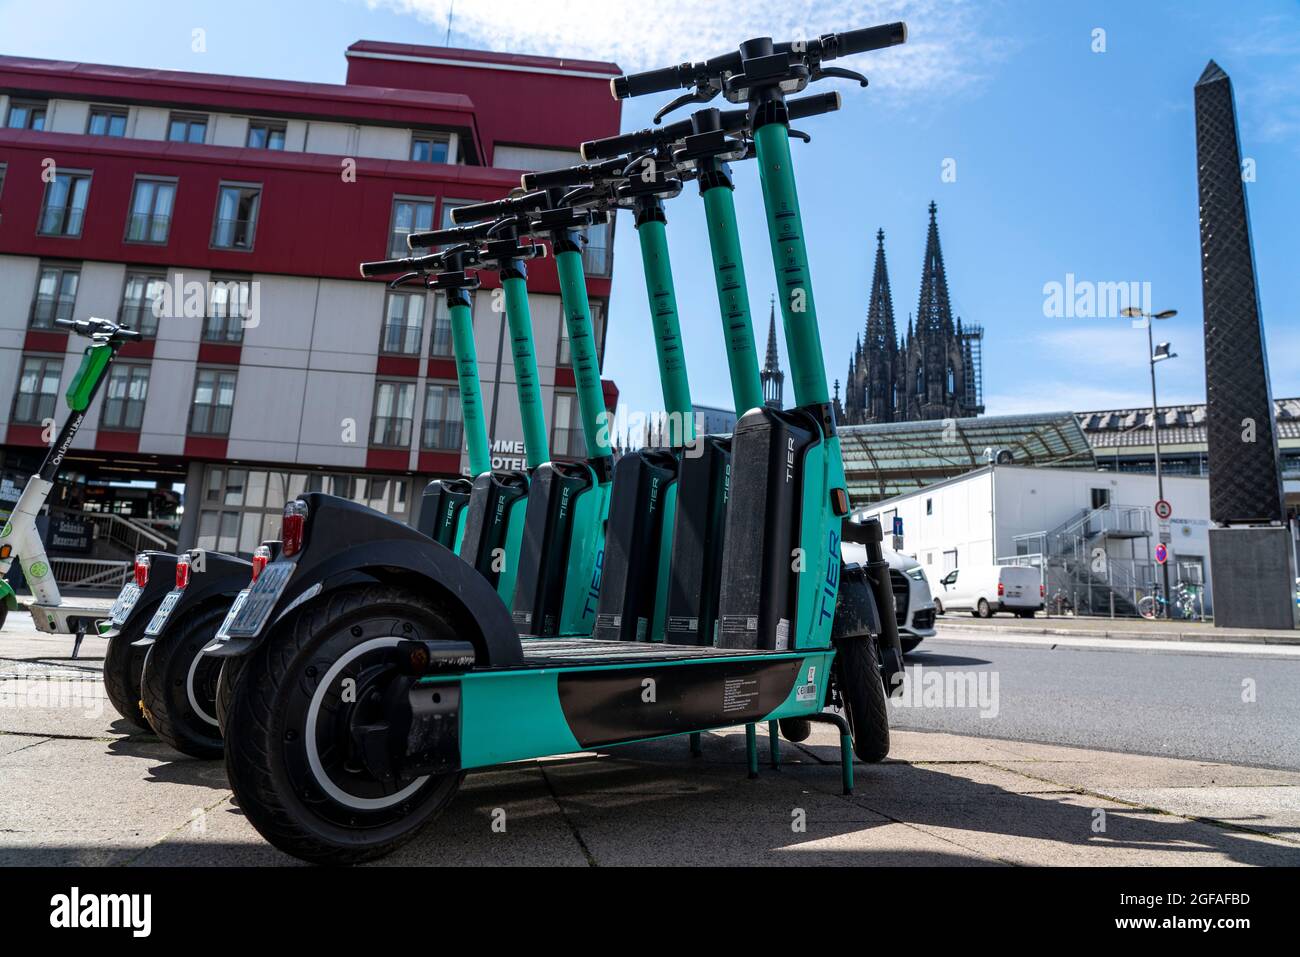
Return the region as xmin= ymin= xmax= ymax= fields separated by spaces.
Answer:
xmin=281 ymin=501 xmax=308 ymax=557
xmin=175 ymin=557 xmax=191 ymax=589
xmin=133 ymin=554 xmax=150 ymax=588
xmin=251 ymin=545 xmax=270 ymax=582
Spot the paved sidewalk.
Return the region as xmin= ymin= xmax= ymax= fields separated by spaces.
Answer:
xmin=1 ymin=627 xmax=1298 ymax=866
xmin=937 ymin=613 xmax=1300 ymax=645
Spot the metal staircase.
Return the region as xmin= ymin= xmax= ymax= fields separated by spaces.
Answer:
xmin=1005 ymin=503 xmax=1154 ymax=617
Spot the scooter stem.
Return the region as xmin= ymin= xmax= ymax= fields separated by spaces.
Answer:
xmin=634 ymin=198 xmax=695 ymax=445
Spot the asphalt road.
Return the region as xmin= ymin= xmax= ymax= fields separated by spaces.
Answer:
xmin=895 ymin=631 xmax=1300 ymax=771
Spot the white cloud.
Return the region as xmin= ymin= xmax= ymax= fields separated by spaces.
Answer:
xmin=362 ymin=0 xmax=1004 ymax=97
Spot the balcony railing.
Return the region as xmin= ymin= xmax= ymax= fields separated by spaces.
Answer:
xmin=37 ymin=206 xmax=86 ymax=237
xmin=212 ymin=217 xmax=257 ymax=250
xmin=30 ymin=295 xmax=77 ymax=328
xmin=125 ymin=213 xmax=171 ymax=244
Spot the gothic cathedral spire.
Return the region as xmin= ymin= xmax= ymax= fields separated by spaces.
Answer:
xmin=761 ymin=294 xmax=784 ymax=409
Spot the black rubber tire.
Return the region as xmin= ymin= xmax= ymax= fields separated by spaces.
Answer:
xmin=778 ymin=718 xmax=812 ymax=743
xmin=140 ymin=602 xmax=228 ymax=759
xmin=223 ymin=584 xmax=465 ymax=865
xmin=932 ymin=600 xmax=943 ymax=617
xmin=102 ymin=601 xmax=159 ymax=730
xmin=899 ymin=636 xmax=923 ymax=654
xmin=215 ymin=655 xmax=247 ymax=738
xmin=977 ymin=599 xmax=992 ymax=618
xmin=834 ymin=635 xmax=890 ymax=763
xmin=0 ymin=604 xmax=8 ymax=631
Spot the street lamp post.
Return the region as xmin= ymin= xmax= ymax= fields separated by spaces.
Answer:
xmin=1122 ymin=306 xmax=1178 ymax=612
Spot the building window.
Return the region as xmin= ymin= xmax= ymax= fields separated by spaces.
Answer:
xmin=119 ymin=271 xmax=167 ymax=337
xmin=557 ymin=299 xmax=605 ymax=366
xmin=86 ymin=107 xmax=128 ymax=137
xmin=583 ymin=220 xmax=611 ymax=277
xmin=37 ymin=170 xmax=91 ymax=237
xmin=411 ymin=132 xmax=451 ymax=164
xmin=943 ymin=549 xmax=958 ymax=573
xmin=440 ymin=199 xmax=471 ymax=229
xmin=30 ymin=263 xmax=80 ymax=328
xmin=421 ymin=383 xmax=463 ymax=451
xmin=380 ymin=291 xmax=425 ymax=356
xmin=100 ymin=363 xmax=150 ymax=431
xmin=167 ymin=113 xmax=208 ymax=143
xmin=552 ymin=393 xmax=585 ymax=458
xmin=371 ymin=381 xmax=415 ymax=448
xmin=389 ymin=197 xmax=435 ymax=257
xmin=429 ymin=291 xmax=473 ymax=358
xmin=926 ymin=498 xmax=933 ymax=516
xmin=189 ymin=368 xmax=237 ymax=436
xmin=211 ymin=182 xmax=260 ymax=250
xmin=204 ymin=276 xmax=253 ymax=343
xmin=6 ymin=99 xmax=47 ymax=130
xmin=246 ymin=120 xmax=286 ymax=150
xmin=11 ymin=356 xmax=63 ymax=425
xmin=125 ymin=177 xmax=176 ymax=244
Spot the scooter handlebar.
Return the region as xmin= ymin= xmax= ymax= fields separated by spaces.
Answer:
xmin=407 ymin=220 xmax=494 ymax=250
xmin=359 ymin=254 xmax=440 ymax=278
xmin=581 ymin=90 xmax=840 ymax=161
xmin=54 ymin=317 xmax=143 ymax=341
xmin=521 ymin=157 xmax=627 ymax=191
xmin=609 ymin=21 xmax=907 ymax=100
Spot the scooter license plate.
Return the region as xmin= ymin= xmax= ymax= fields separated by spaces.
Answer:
xmin=145 ymin=589 xmax=183 ymax=636
xmin=225 ymin=561 xmax=294 ymax=639
xmin=213 ymin=589 xmax=250 ymax=643
xmin=109 ymin=583 xmax=142 ymax=626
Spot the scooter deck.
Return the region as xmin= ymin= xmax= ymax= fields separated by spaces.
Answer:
xmin=515 ymin=637 xmax=777 ymax=667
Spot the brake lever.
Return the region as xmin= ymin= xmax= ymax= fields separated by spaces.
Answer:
xmin=387 ymin=271 xmax=423 ymax=289
xmin=812 ymin=66 xmax=868 ymax=87
xmin=787 ymin=128 xmax=811 ymax=143
xmin=653 ymin=83 xmax=718 ymax=124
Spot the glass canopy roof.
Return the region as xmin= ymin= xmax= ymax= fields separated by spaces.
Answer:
xmin=840 ymin=412 xmax=1096 ymax=504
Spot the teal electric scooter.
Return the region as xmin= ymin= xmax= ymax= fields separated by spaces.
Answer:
xmin=219 ymin=21 xmax=908 ymax=865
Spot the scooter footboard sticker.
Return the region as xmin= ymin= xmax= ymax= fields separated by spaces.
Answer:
xmin=556 ymin=658 xmax=801 ymax=748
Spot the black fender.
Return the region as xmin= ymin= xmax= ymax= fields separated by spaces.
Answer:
xmin=210 ymin=493 xmax=523 ymax=668
xmin=102 ymin=550 xmax=178 ymax=637
xmin=132 ymin=549 xmax=250 ymax=648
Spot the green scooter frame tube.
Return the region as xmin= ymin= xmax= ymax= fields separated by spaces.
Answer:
xmin=500 ymin=274 xmax=550 ymax=468
xmin=634 ymin=216 xmax=695 ymax=445
xmin=553 ymin=248 xmax=613 ymax=461
xmin=753 ymin=117 xmax=849 ymax=652
xmin=700 ymin=179 xmax=764 ymax=414
xmin=447 ymin=296 xmax=491 ymax=477
xmin=753 ymin=122 xmax=831 ymax=409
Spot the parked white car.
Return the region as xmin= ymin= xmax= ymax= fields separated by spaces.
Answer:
xmin=842 ymin=540 xmax=936 ymax=653
xmin=933 ymin=564 xmax=1044 ymax=619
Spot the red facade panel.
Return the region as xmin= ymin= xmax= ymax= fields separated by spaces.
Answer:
xmin=94 ymin=430 xmax=140 ymax=453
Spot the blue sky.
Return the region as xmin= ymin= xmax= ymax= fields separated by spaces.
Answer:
xmin=3 ymin=0 xmax=1297 ymax=419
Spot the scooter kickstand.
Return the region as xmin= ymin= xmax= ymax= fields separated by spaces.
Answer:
xmin=768 ymin=720 xmax=780 ymax=769
xmin=71 ymin=626 xmax=86 ymax=660
xmin=745 ymin=724 xmax=759 ymax=779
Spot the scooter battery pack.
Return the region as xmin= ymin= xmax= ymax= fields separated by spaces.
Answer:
xmin=415 ymin=478 xmax=474 ymax=548
xmin=716 ymin=407 xmax=818 ymax=650
xmin=664 ymin=435 xmax=731 ymax=646
xmin=459 ymin=470 xmax=529 ymax=587
xmin=594 ymin=449 xmax=679 ymax=641
xmin=511 ymin=461 xmax=595 ymax=637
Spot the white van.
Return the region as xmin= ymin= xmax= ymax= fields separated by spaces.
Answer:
xmin=933 ymin=565 xmax=1043 ymax=618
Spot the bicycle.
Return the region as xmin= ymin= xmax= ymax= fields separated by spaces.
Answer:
xmin=1137 ymin=583 xmax=1201 ymax=621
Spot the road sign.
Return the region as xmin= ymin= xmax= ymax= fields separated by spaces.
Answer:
xmin=891 ymin=534 xmax=904 ymax=552
xmin=892 ymin=515 xmax=904 ymax=536
xmin=1155 ymin=543 xmax=1169 ymax=564
xmin=1154 ymin=499 xmax=1173 ymax=521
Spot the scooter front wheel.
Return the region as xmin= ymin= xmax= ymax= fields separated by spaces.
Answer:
xmin=833 ymin=635 xmax=890 ymax=763
xmin=223 ymin=584 xmax=464 ymax=865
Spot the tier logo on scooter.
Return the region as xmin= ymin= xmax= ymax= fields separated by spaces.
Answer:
xmin=27 ymin=560 xmax=49 ymax=580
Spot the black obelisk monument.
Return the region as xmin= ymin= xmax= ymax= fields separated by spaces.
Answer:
xmin=1194 ymin=60 xmax=1297 ymax=629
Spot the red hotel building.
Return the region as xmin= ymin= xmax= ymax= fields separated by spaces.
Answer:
xmin=0 ymin=41 xmax=621 ymax=555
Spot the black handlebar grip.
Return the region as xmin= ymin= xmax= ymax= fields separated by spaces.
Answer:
xmin=611 ymin=63 xmax=686 ymax=100
xmin=581 ymin=115 xmax=693 ymax=161
xmin=450 ymin=191 xmax=547 ymax=225
xmin=522 ymin=157 xmax=625 ymax=191
xmin=360 ymin=255 xmax=434 ymax=278
xmin=829 ymin=22 xmax=907 ymax=58
xmin=787 ymin=90 xmax=842 ymax=121
xmin=117 ymin=326 xmax=144 ymax=341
